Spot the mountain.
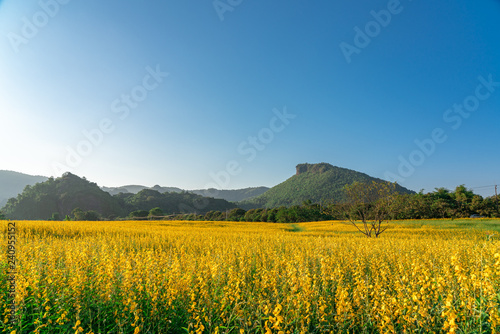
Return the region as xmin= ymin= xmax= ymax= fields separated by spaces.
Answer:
xmin=190 ymin=187 xmax=269 ymax=202
xmin=102 ymin=185 xmax=269 ymax=203
xmin=0 ymin=170 xmax=48 ymax=207
xmin=239 ymin=163 xmax=415 ymax=209
xmin=1 ymin=164 xmax=416 ymax=218
xmin=1 ymin=172 xmax=126 ymax=219
xmin=1 ymin=173 xmax=238 ymax=219
xmin=115 ymin=189 xmax=237 ymax=215
xmin=102 ymin=185 xmax=183 ymax=195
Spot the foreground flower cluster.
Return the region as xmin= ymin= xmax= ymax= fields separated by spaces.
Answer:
xmin=1 ymin=220 xmax=499 ymax=333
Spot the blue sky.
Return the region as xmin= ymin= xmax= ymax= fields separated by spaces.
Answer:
xmin=0 ymin=0 xmax=499 ymax=197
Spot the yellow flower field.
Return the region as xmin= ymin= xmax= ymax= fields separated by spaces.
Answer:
xmin=1 ymin=220 xmax=500 ymax=333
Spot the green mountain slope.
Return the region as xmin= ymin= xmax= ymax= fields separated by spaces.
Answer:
xmin=0 ymin=170 xmax=47 ymax=207
xmin=102 ymin=184 xmax=269 ymax=203
xmin=1 ymin=173 xmax=125 ymax=219
xmin=116 ymin=189 xmax=237 ymax=215
xmin=1 ymin=173 xmax=238 ymax=219
xmin=240 ymin=163 xmax=415 ymax=209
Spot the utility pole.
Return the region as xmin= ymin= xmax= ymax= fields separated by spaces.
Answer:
xmin=495 ymin=185 xmax=498 ymax=212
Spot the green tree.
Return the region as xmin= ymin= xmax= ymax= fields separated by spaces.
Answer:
xmin=452 ymin=185 xmax=474 ymax=217
xmin=430 ymin=198 xmax=452 ymax=218
xmin=214 ymin=211 xmax=227 ymax=221
xmin=204 ymin=210 xmax=222 ymax=221
xmin=83 ymin=210 xmax=101 ymax=221
xmin=72 ymin=208 xmax=85 ymax=220
xmin=483 ymin=197 xmax=500 ymax=217
xmin=266 ymin=208 xmax=278 ymax=223
xmin=228 ymin=208 xmax=246 ymax=221
xmin=149 ymin=207 xmax=164 ymax=217
xmin=72 ymin=208 xmax=100 ymax=221
xmin=276 ymin=207 xmax=290 ymax=223
xmin=129 ymin=210 xmax=149 ymax=218
xmin=244 ymin=209 xmax=263 ymax=222
xmin=470 ymin=195 xmax=484 ymax=215
xmin=0 ymin=211 xmax=5 ymax=220
xmin=260 ymin=209 xmax=269 ymax=222
xmin=51 ymin=212 xmax=61 ymax=221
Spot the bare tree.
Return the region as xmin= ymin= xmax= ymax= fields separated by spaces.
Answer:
xmin=340 ymin=181 xmax=398 ymax=238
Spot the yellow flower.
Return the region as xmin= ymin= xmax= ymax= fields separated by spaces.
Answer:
xmin=72 ymin=320 xmax=81 ymax=330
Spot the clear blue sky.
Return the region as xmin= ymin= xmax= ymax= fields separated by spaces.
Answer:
xmin=0 ymin=0 xmax=499 ymax=197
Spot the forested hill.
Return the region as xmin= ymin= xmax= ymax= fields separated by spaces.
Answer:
xmin=101 ymin=185 xmax=183 ymax=196
xmin=115 ymin=189 xmax=236 ymax=216
xmin=1 ymin=173 xmax=236 ymax=220
xmin=240 ymin=163 xmax=415 ymax=209
xmin=190 ymin=187 xmax=269 ymax=202
xmin=1 ymin=173 xmax=126 ymax=219
xmin=102 ymin=185 xmax=269 ymax=202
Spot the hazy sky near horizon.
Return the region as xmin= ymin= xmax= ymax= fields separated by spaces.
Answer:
xmin=0 ymin=0 xmax=499 ymax=196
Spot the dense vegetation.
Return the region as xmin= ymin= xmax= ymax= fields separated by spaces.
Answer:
xmin=116 ymin=188 xmax=236 ymax=217
xmin=1 ymin=164 xmax=497 ymax=222
xmin=166 ymin=185 xmax=499 ymax=223
xmin=1 ymin=173 xmax=236 ymax=220
xmin=1 ymin=173 xmax=125 ymax=220
xmin=101 ymin=184 xmax=183 ymax=196
xmin=194 ymin=201 xmax=332 ymax=223
xmin=102 ymin=184 xmax=268 ymax=202
xmin=389 ymin=185 xmax=499 ymax=219
xmin=191 ymin=187 xmax=269 ymax=202
xmin=239 ymin=163 xmax=414 ymax=209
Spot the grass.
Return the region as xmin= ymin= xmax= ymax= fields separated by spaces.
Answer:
xmin=394 ymin=218 xmax=500 ymax=233
xmin=287 ymin=223 xmax=306 ymax=232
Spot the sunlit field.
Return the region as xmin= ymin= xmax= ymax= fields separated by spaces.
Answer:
xmin=1 ymin=219 xmax=500 ymax=333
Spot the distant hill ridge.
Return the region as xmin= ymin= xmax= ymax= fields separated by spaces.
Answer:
xmin=240 ymin=162 xmax=415 ymax=209
xmin=102 ymin=185 xmax=269 ymax=202
xmin=101 ymin=185 xmax=183 ymax=195
xmin=0 ymin=170 xmax=48 ymax=207
xmin=1 ymin=173 xmax=237 ymax=219
xmin=0 ymin=163 xmax=416 ymax=219
xmin=0 ymin=170 xmax=268 ymax=206
xmin=1 ymin=173 xmax=125 ymax=219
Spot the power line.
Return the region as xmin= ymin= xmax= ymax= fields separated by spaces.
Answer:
xmin=469 ymin=184 xmax=497 ymax=190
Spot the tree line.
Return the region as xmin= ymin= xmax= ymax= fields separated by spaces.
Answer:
xmin=162 ymin=184 xmax=499 ymax=223
xmin=387 ymin=185 xmax=499 ymax=219
xmin=1 ymin=183 xmax=497 ymax=223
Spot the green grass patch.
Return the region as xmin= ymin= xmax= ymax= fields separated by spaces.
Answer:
xmin=394 ymin=219 xmax=500 ymax=233
xmin=287 ymin=224 xmax=306 ymax=232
